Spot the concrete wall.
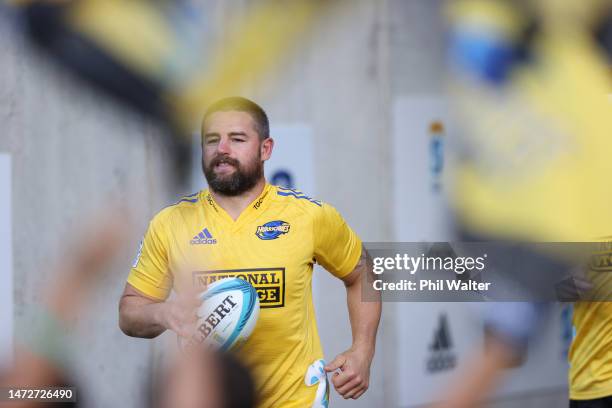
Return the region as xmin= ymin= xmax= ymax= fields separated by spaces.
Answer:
xmin=0 ymin=26 xmax=180 ymax=407
xmin=1 ymin=1 xmax=567 ymax=407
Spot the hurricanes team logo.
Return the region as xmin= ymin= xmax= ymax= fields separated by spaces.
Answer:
xmin=256 ymin=221 xmax=290 ymax=240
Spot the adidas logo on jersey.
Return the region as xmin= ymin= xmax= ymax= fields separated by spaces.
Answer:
xmin=191 ymin=228 xmax=217 ymax=245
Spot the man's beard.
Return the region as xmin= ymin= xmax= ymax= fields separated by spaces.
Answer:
xmin=202 ymin=153 xmax=263 ymax=196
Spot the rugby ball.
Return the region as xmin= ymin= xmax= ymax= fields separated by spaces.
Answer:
xmin=186 ymin=277 xmax=260 ymax=351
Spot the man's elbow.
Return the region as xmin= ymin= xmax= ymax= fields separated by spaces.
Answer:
xmin=118 ymin=303 xmax=159 ymax=339
xmin=342 ymin=268 xmax=363 ymax=287
xmin=118 ymin=308 xmax=136 ymax=337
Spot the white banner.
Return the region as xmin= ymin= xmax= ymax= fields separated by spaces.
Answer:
xmin=0 ymin=154 xmax=12 ymax=369
xmin=265 ymin=124 xmax=315 ymax=195
xmin=392 ymin=96 xmax=452 ymax=242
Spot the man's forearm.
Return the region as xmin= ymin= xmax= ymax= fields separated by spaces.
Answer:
xmin=346 ymin=274 xmax=381 ymax=354
xmin=119 ymin=300 xmax=167 ymax=339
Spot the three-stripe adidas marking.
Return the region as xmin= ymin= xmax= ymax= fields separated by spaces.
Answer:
xmin=190 ymin=228 xmax=217 ymax=245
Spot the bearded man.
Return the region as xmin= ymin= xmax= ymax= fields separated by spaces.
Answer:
xmin=118 ymin=97 xmax=381 ymax=408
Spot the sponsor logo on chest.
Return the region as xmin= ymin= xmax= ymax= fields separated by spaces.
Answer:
xmin=193 ymin=268 xmax=286 ymax=308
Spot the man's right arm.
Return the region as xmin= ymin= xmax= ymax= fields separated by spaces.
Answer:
xmin=120 ymin=209 xmax=200 ymax=339
xmin=119 ymin=283 xmax=199 ymax=339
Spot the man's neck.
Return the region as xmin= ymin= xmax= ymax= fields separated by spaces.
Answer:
xmin=210 ymin=178 xmax=266 ymax=221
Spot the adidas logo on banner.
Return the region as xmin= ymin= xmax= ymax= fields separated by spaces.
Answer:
xmin=190 ymin=228 xmax=217 ymax=245
xmin=426 ymin=313 xmax=457 ymax=373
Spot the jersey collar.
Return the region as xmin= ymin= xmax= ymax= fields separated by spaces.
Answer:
xmin=203 ymin=183 xmax=274 ymax=229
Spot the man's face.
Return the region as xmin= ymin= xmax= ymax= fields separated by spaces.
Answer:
xmin=202 ymin=111 xmax=270 ymax=196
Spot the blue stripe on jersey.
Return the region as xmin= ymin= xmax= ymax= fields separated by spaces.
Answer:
xmin=175 ymin=191 xmax=200 ymax=205
xmin=277 ymin=187 xmax=305 ymax=195
xmin=277 ymin=190 xmax=306 ymax=198
xmin=203 ymin=228 xmax=213 ymax=239
xmin=176 ymin=197 xmax=199 ymax=204
xmin=277 ymin=190 xmax=322 ymax=206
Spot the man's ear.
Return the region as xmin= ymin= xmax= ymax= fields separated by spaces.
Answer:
xmin=261 ymin=137 xmax=274 ymax=161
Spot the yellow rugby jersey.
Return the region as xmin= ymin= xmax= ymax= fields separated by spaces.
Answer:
xmin=128 ymin=183 xmax=362 ymax=408
xmin=569 ymin=240 xmax=612 ymax=400
xmin=570 ymin=302 xmax=612 ymax=400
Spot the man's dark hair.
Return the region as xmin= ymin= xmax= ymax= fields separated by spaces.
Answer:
xmin=202 ymin=97 xmax=270 ymax=140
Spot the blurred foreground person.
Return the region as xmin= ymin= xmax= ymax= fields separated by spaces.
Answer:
xmin=0 ymin=209 xmax=255 ymax=408
xmin=11 ymin=0 xmax=328 ymax=136
xmin=0 ymin=211 xmax=129 ymax=408
xmin=154 ymin=347 xmax=256 ymax=408
xmin=437 ymin=0 xmax=612 ymax=407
